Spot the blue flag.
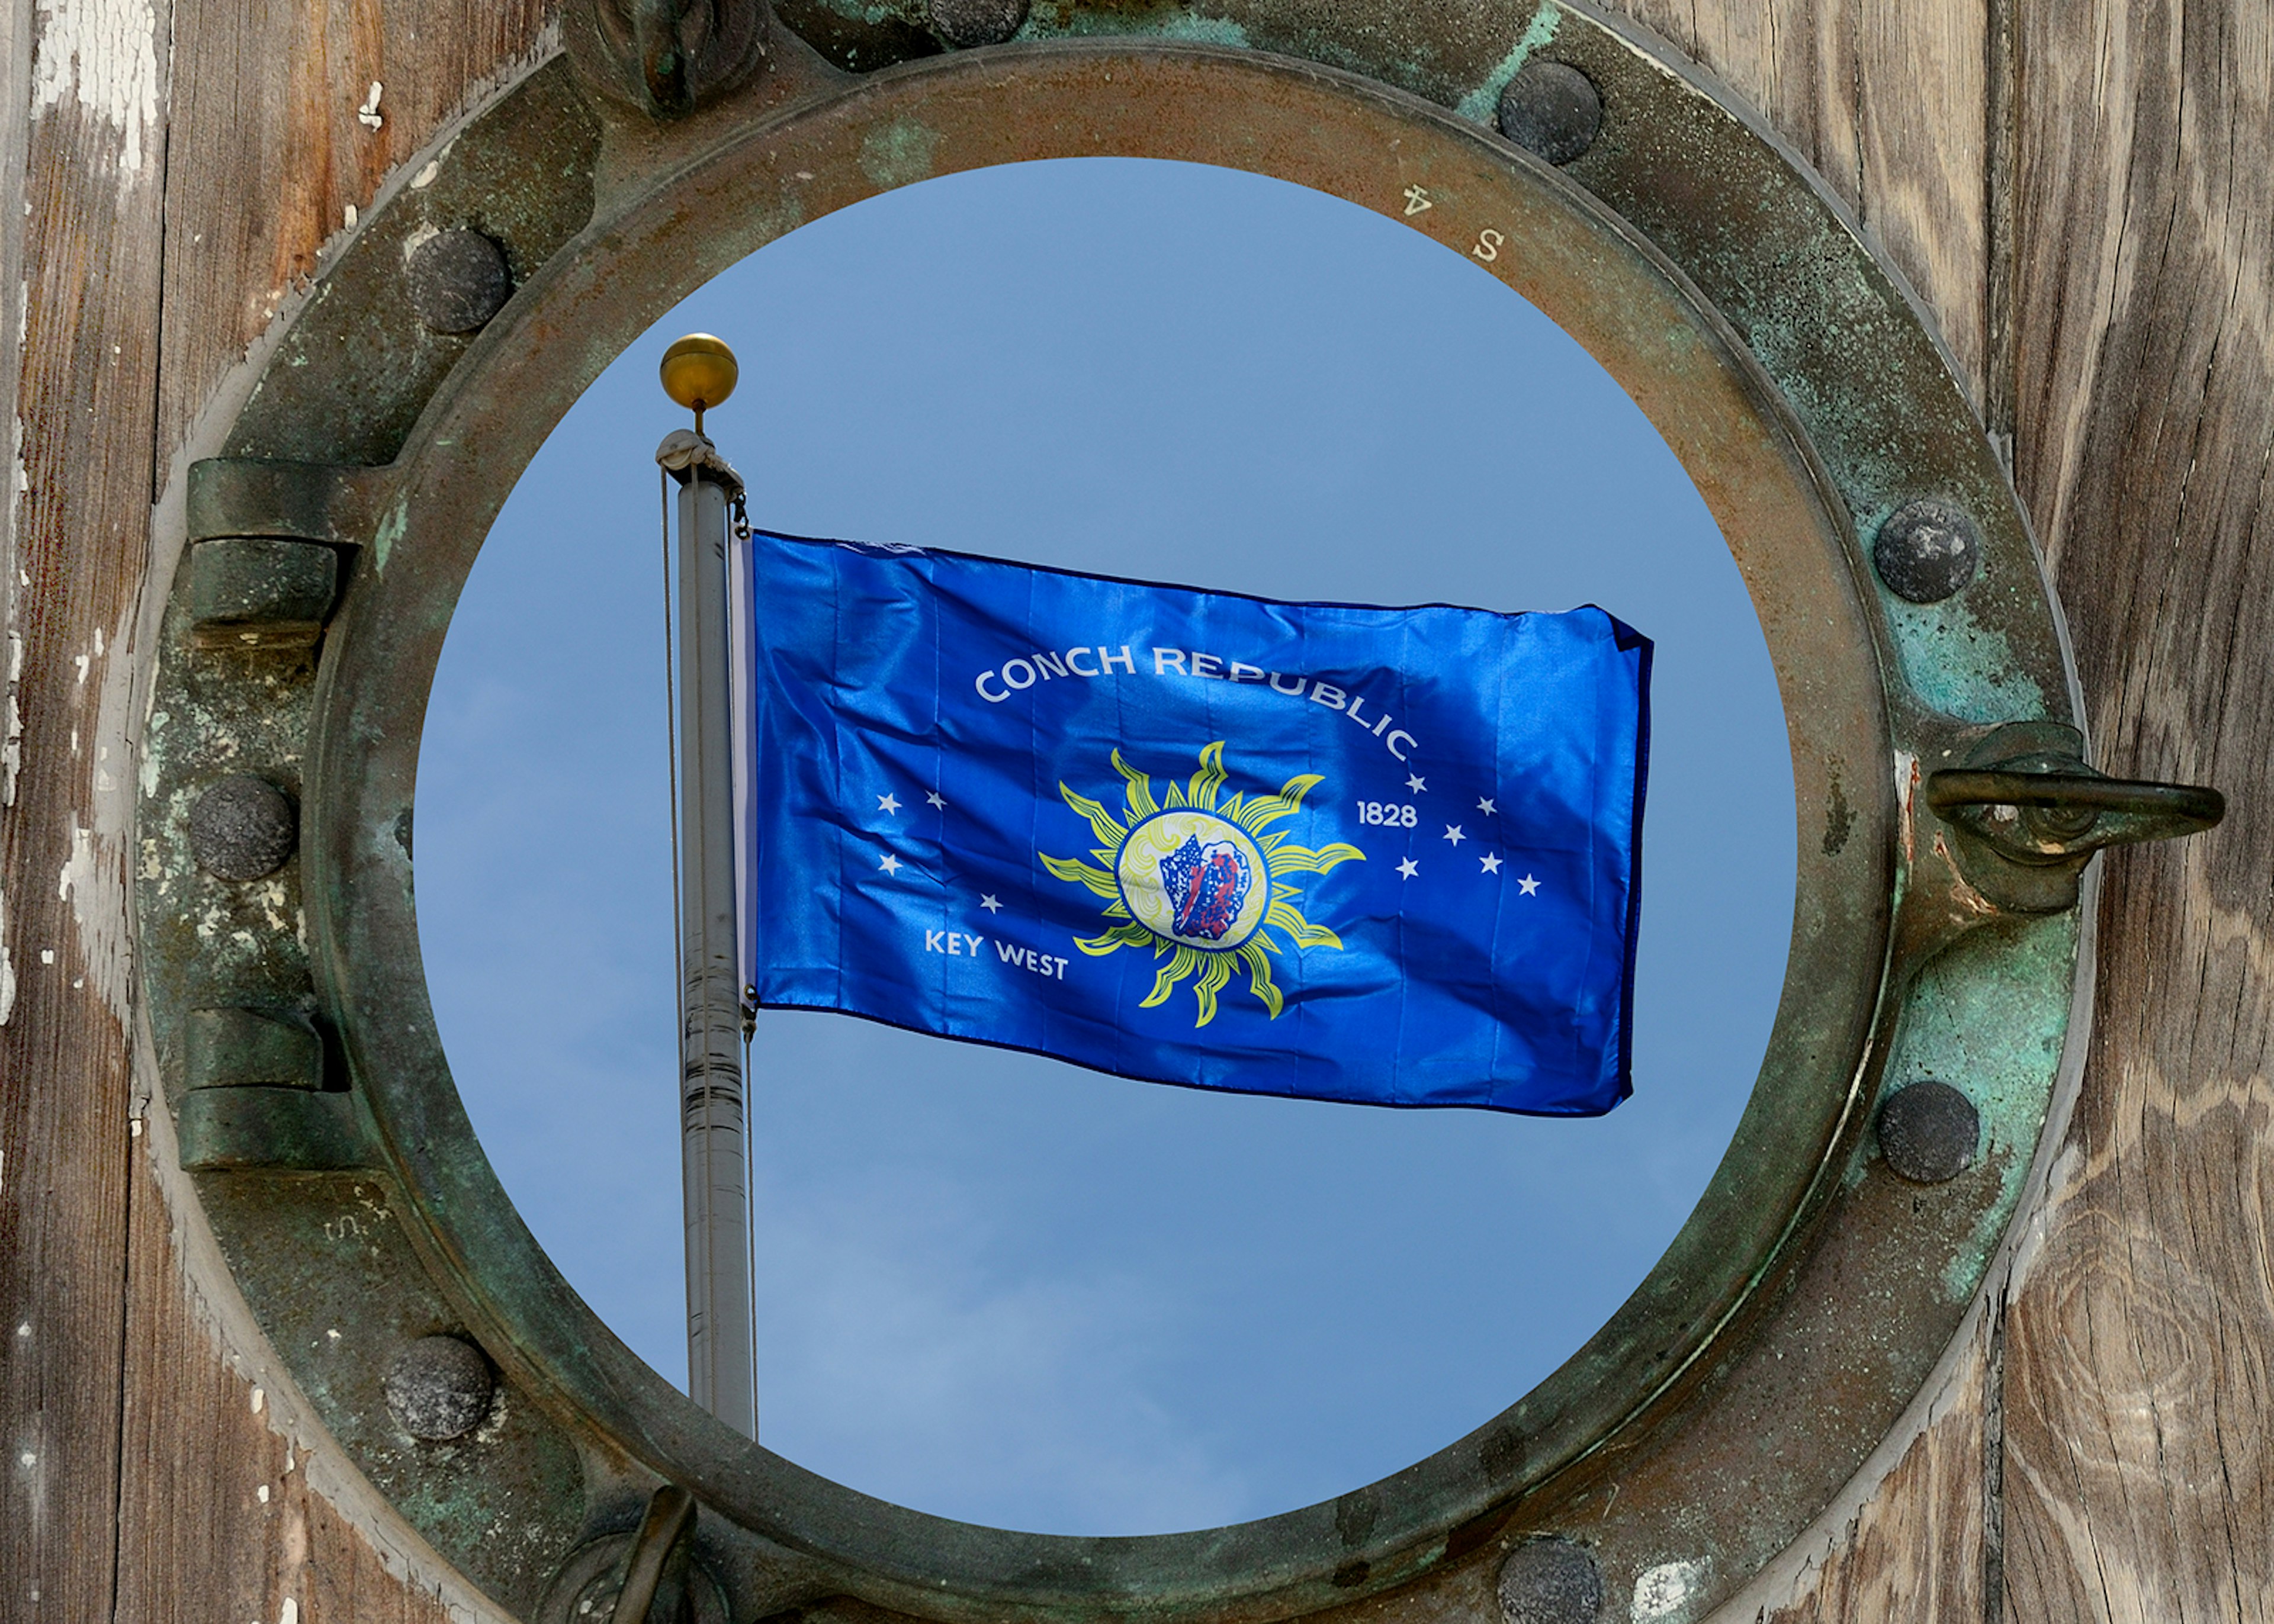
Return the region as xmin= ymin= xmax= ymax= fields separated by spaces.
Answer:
xmin=734 ymin=532 xmax=1650 ymax=1115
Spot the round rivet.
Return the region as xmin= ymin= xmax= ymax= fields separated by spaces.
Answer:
xmin=930 ymin=0 xmax=1027 ymax=48
xmin=1873 ymin=499 xmax=1981 ymax=603
xmin=404 ymin=229 xmax=513 ymax=335
xmin=1878 ymin=1080 xmax=1980 ymax=1184
xmin=384 ymin=1334 xmax=494 ymax=1441
xmin=188 ymin=774 xmax=296 ymax=881
xmin=1498 ymin=1538 xmax=1602 ymax=1624
xmin=1496 ymin=62 xmax=1603 ymax=166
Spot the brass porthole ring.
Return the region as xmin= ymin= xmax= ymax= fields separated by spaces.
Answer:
xmin=137 ymin=5 xmax=2132 ymax=1620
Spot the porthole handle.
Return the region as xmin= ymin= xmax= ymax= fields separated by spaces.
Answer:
xmin=1925 ymin=723 xmax=2224 ymax=912
xmin=611 ymin=1486 xmax=698 ymax=1624
xmin=1926 ymin=767 xmax=2225 ymax=859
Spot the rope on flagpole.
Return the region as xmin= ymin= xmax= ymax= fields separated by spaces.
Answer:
xmin=660 ymin=465 xmax=687 ymax=1094
xmin=732 ymin=481 xmax=759 ymax=1433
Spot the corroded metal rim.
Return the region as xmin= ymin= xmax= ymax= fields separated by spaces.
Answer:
xmin=136 ymin=9 xmax=2084 ymax=1624
xmin=335 ymin=33 xmax=1884 ymax=1608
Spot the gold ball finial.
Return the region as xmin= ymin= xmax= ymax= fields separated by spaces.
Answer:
xmin=660 ymin=333 xmax=739 ymax=418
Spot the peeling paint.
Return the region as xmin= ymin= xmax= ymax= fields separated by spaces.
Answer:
xmin=371 ymin=497 xmax=407 ymax=575
xmin=2008 ymin=1140 xmax=2082 ymax=1291
xmin=29 ymin=0 xmax=162 ymax=179
xmin=57 ymin=815 xmax=130 ymax=1022
xmin=140 ymin=706 xmax=166 ymax=796
xmin=4 ymin=632 xmax=21 ymax=804
xmin=1632 ymin=1558 xmax=1707 ymax=1621
xmin=0 ymin=886 xmax=13 ymax=1024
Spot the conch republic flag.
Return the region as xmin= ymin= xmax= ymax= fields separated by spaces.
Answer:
xmin=730 ymin=532 xmax=1652 ymax=1115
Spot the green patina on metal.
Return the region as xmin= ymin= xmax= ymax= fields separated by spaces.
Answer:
xmin=859 ymin=115 xmax=943 ymax=186
xmin=1451 ymin=4 xmax=1561 ymax=127
xmin=776 ymin=0 xmax=1556 ymax=112
xmin=1881 ymin=596 xmax=2049 ymax=722
xmin=1036 ymin=4 xmax=1252 ymax=48
xmin=1876 ymin=914 xmax=2082 ymax=1303
xmin=129 ymin=7 xmax=2212 ymax=1622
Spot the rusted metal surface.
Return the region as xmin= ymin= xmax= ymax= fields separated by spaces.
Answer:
xmin=129 ymin=4 xmax=2206 ymax=1620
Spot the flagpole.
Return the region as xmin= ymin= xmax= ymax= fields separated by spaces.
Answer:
xmin=657 ymin=335 xmax=756 ymax=1438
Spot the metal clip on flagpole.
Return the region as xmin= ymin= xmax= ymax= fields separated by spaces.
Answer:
xmin=657 ymin=334 xmax=757 ymax=1438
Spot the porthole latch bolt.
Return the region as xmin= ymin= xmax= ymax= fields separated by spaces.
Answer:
xmin=1926 ymin=722 xmax=2225 ymax=913
xmin=610 ymin=1485 xmax=699 ymax=1624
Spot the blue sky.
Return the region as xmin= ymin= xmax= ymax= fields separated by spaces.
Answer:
xmin=414 ymin=157 xmax=1793 ymax=1536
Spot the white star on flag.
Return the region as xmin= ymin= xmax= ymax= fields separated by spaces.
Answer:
xmin=877 ymin=793 xmax=901 ymax=815
xmin=1397 ymin=858 xmax=1419 ymax=879
xmin=1477 ymin=796 xmax=1497 ymax=815
xmin=1443 ymin=824 xmax=1466 ymax=846
xmin=979 ymin=894 xmax=1003 ymax=912
xmin=1406 ymin=774 xmax=1427 ymax=793
xmin=878 ymin=853 xmax=902 ymax=876
xmin=1480 ymin=853 xmax=1502 ymax=874
xmin=926 ymin=791 xmax=947 ymax=809
xmin=1518 ymin=873 xmax=1541 ymax=896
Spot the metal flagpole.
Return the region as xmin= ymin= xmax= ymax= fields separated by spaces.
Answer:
xmin=657 ymin=335 xmax=757 ymax=1438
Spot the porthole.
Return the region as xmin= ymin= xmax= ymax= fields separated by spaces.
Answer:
xmin=415 ymin=155 xmax=1793 ymax=1536
xmin=140 ymin=8 xmax=2185 ymax=1620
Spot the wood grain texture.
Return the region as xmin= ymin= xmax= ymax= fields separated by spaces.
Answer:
xmin=112 ymin=1143 xmax=461 ymax=1624
xmin=1 ymin=0 xmax=173 ymax=1617
xmin=2000 ymin=0 xmax=2274 ymax=1616
xmin=1607 ymin=0 xmax=1993 ymax=412
xmin=155 ymin=0 xmax=555 ymax=461
xmin=3 ymin=3 xmax=554 ymax=1623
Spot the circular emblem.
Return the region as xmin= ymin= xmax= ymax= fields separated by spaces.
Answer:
xmin=1116 ymin=809 xmax=1270 ymax=950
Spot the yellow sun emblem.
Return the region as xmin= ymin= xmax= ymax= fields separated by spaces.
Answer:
xmin=1041 ymin=742 xmax=1364 ymax=1027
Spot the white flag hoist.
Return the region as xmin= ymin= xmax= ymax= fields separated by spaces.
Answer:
xmin=656 ymin=333 xmax=757 ymax=1438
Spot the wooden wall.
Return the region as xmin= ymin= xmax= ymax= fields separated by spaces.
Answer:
xmin=2 ymin=0 xmax=2267 ymax=1619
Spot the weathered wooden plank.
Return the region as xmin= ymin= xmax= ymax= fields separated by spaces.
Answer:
xmin=155 ymin=0 xmax=555 ymax=464
xmin=112 ymin=1141 xmax=463 ymax=1624
xmin=1608 ymin=0 xmax=1993 ymax=411
xmin=0 ymin=0 xmax=174 ymax=1617
xmin=2000 ymin=0 xmax=2274 ymax=1616
xmin=111 ymin=5 xmax=558 ymax=1621
xmin=1 ymin=1 xmax=29 ymax=813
